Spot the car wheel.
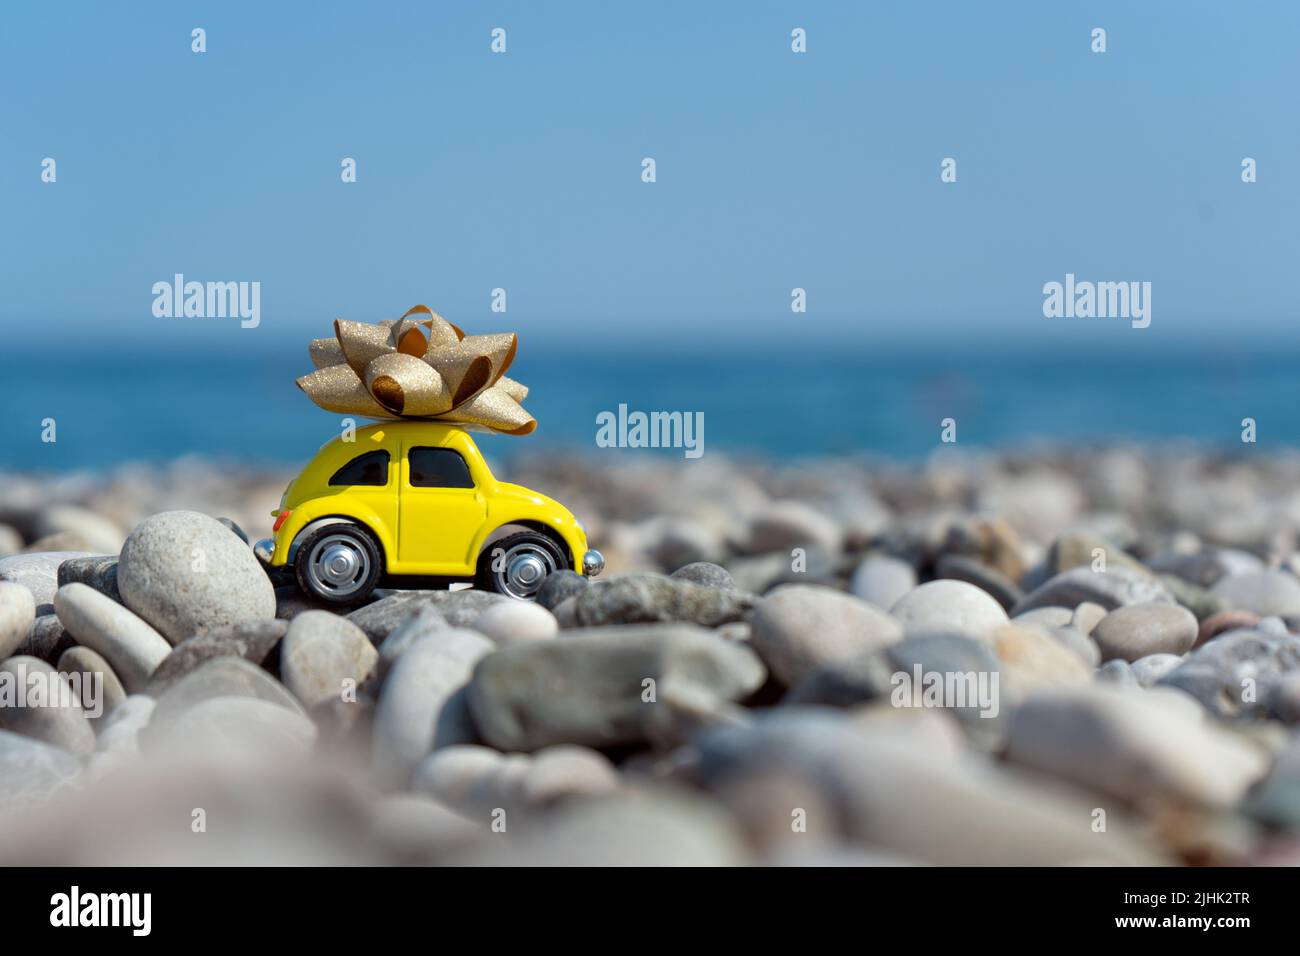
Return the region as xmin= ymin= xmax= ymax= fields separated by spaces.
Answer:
xmin=477 ymin=531 xmax=569 ymax=601
xmin=295 ymin=523 xmax=383 ymax=605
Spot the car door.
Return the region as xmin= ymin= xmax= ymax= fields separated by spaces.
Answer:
xmin=396 ymin=443 xmax=488 ymax=574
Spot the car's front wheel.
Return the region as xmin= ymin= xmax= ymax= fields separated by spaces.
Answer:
xmin=476 ymin=531 xmax=568 ymax=601
xmin=295 ymin=523 xmax=383 ymax=605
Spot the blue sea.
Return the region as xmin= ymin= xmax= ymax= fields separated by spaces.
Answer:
xmin=3 ymin=337 xmax=1299 ymax=471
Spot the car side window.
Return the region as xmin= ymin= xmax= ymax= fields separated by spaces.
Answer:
xmin=408 ymin=447 xmax=475 ymax=489
xmin=329 ymin=450 xmax=390 ymax=487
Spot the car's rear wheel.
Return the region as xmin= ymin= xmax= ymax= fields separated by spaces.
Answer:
xmin=477 ymin=531 xmax=569 ymax=601
xmin=295 ymin=524 xmax=383 ymax=605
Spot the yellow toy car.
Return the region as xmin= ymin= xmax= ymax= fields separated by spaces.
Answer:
xmin=254 ymin=421 xmax=603 ymax=603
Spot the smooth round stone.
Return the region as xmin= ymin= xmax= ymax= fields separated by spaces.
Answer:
xmin=1258 ymin=616 xmax=1289 ymax=637
xmin=1014 ymin=607 xmax=1074 ymax=629
xmin=573 ymin=573 xmax=753 ymax=628
xmin=0 ymin=728 xmax=81 ymax=806
xmin=535 ymin=570 xmax=589 ymax=610
xmin=1092 ymin=602 xmax=1199 ymax=662
xmin=1071 ymin=601 xmax=1107 ymax=636
xmin=1048 ymin=531 xmax=1151 ymax=577
xmin=19 ymin=613 xmax=74 ymax=663
xmin=346 ymin=590 xmax=502 ymax=643
xmin=933 ymin=554 xmax=1022 ymax=611
xmin=33 ymin=505 xmax=125 ymax=554
xmin=1211 ymin=570 xmax=1300 ymax=618
xmin=148 ymin=656 xmax=304 ymax=729
xmin=150 ymin=696 xmax=317 ymax=760
xmin=466 ymin=624 xmax=765 ymax=752
xmin=848 ymin=555 xmax=916 ymax=609
xmin=1005 ymin=683 xmax=1268 ymax=808
xmin=889 ymin=580 xmax=1009 ymax=642
xmin=989 ymin=624 xmax=1091 ymax=696
xmin=1148 ymin=548 xmax=1264 ymax=588
xmin=1046 ymin=625 xmax=1101 ymax=667
xmin=1266 ymin=673 xmax=1300 ymax=723
xmin=56 ymin=555 xmax=121 ymax=603
xmin=372 ymin=628 xmax=495 ymax=789
xmin=745 ymin=500 xmax=841 ymax=555
xmin=280 ymin=610 xmax=378 ymax=710
xmin=1195 ymin=609 xmax=1261 ymax=648
xmin=1130 ymin=653 xmax=1185 ymax=688
xmin=1157 ymin=574 xmax=1230 ymax=622
xmin=520 ymin=745 xmax=621 ymax=807
xmin=53 ymin=582 xmax=172 ymax=692
xmin=0 ymin=655 xmax=96 ymax=755
xmin=117 ymin=510 xmax=276 ymax=644
xmin=57 ymin=646 xmax=126 ymax=721
xmin=0 ymin=524 xmax=22 ymax=557
xmin=411 ymin=744 xmax=505 ymax=812
xmin=375 ymin=606 xmax=447 ymax=675
xmin=1096 ymin=659 xmax=1138 ymax=687
xmin=472 ymin=601 xmax=557 ymax=646
xmin=670 ymin=562 xmax=736 ymax=592
xmin=1012 ymin=567 xmax=1175 ymax=616
xmin=749 ymin=584 xmax=903 ymax=687
xmin=145 ymin=619 xmax=287 ymax=696
xmin=0 ymin=551 xmax=93 ymax=609
xmin=0 ymin=580 xmax=36 ymax=660
xmin=551 ymin=595 xmax=578 ymax=628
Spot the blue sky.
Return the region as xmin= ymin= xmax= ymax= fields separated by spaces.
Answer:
xmin=2 ymin=0 xmax=1298 ymax=352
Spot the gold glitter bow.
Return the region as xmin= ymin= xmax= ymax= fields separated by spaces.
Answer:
xmin=296 ymin=305 xmax=535 ymax=435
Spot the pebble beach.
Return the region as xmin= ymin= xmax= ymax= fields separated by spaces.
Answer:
xmin=2 ymin=445 xmax=1300 ymax=866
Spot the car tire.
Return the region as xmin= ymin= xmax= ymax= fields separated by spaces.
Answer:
xmin=295 ymin=523 xmax=383 ymax=606
xmin=476 ymin=531 xmax=569 ymax=601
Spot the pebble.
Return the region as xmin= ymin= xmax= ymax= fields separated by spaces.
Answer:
xmin=1091 ymin=602 xmax=1199 ymax=662
xmin=1129 ymin=652 xmax=1186 ymax=688
xmin=0 ymin=524 xmax=22 ymax=557
xmin=472 ymin=600 xmax=557 ymax=646
xmin=0 ymin=728 xmax=81 ymax=807
xmin=91 ymin=694 xmax=155 ymax=767
xmin=17 ymin=613 xmax=74 ymax=663
xmin=0 ymin=580 xmax=36 ymax=660
xmin=1014 ymin=607 xmax=1072 ymax=629
xmin=1210 ymin=570 xmax=1300 ymax=617
xmin=117 ymin=511 xmax=276 ymax=644
xmin=1195 ymin=609 xmax=1261 ymax=647
xmin=744 ymin=500 xmax=841 ymax=555
xmin=670 ymin=561 xmax=736 ymax=591
xmin=932 ymin=554 xmax=1022 ymax=611
xmin=150 ymin=696 xmax=317 ymax=760
xmin=56 ymin=646 xmax=127 ymax=721
xmin=33 ymin=505 xmax=125 ymax=554
xmin=1157 ymin=573 xmax=1230 ymax=621
xmin=573 ymin=573 xmax=753 ymax=627
xmin=551 ymin=595 xmax=578 ymax=628
xmin=147 ymin=656 xmax=304 ymax=729
xmin=346 ymin=590 xmax=503 ymax=643
xmin=1049 ymin=531 xmax=1151 ymax=577
xmin=786 ymin=632 xmax=1006 ymax=750
xmin=466 ymin=624 xmax=765 ymax=751
xmin=280 ymin=610 xmax=378 ymax=710
xmin=889 ymin=580 xmax=1010 ymax=642
xmin=535 ymin=569 xmax=589 ymax=609
xmin=989 ymin=623 xmax=1091 ymax=697
xmin=848 ymin=554 xmax=917 ymax=609
xmin=1012 ymin=567 xmax=1175 ymax=616
xmin=749 ymin=584 xmax=903 ymax=686
xmin=145 ymin=619 xmax=287 ymax=695
xmin=370 ymin=793 xmax=480 ymax=862
xmin=1148 ymin=548 xmax=1264 ymax=588
xmin=693 ymin=709 xmax=1159 ymax=865
xmin=0 ymin=551 xmax=93 ymax=610
xmin=1096 ymin=659 xmax=1138 ymax=687
xmin=53 ymin=582 xmax=172 ymax=692
xmin=56 ymin=555 xmax=121 ymax=603
xmin=0 ymin=655 xmax=96 ymax=755
xmin=372 ymin=628 xmax=494 ymax=789
xmin=1071 ymin=601 xmax=1107 ymax=635
xmin=1005 ymin=684 xmax=1269 ymax=808
xmin=1047 ymin=625 xmax=1102 ymax=667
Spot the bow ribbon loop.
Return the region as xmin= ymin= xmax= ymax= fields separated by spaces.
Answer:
xmin=296 ymin=306 xmax=535 ymax=435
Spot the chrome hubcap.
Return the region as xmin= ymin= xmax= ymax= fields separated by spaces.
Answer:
xmin=497 ymin=543 xmax=558 ymax=600
xmin=308 ymin=534 xmax=370 ymax=596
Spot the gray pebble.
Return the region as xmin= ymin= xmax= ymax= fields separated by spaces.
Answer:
xmin=53 ymin=582 xmax=172 ymax=692
xmin=280 ymin=610 xmax=377 ymax=709
xmin=848 ymin=554 xmax=916 ymax=609
xmin=1092 ymin=602 xmax=1198 ymax=662
xmin=0 ymin=655 xmax=95 ymax=755
xmin=573 ymin=573 xmax=753 ymax=628
xmin=56 ymin=555 xmax=121 ymax=603
xmin=145 ymin=619 xmax=287 ymax=696
xmin=0 ymin=581 xmax=36 ymax=660
xmin=535 ymin=569 xmax=589 ymax=609
xmin=670 ymin=561 xmax=736 ymax=591
xmin=933 ymin=554 xmax=1022 ymax=611
xmin=1013 ymin=567 xmax=1175 ymax=616
xmin=889 ymin=579 xmax=1010 ymax=642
